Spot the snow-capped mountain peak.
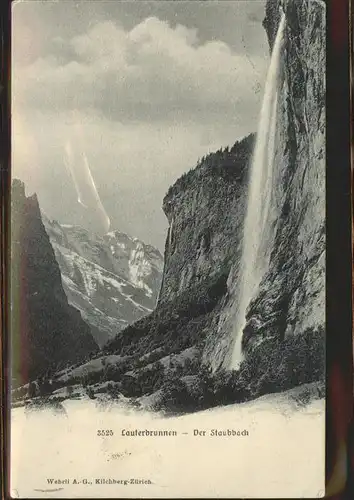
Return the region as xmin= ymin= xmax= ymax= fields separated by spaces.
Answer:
xmin=42 ymin=215 xmax=164 ymax=348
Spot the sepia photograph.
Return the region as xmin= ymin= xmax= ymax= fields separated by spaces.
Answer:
xmin=10 ymin=0 xmax=325 ymax=497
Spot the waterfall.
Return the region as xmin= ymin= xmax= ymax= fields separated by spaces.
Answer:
xmin=168 ymin=217 xmax=174 ymax=247
xmin=230 ymin=12 xmax=286 ymax=369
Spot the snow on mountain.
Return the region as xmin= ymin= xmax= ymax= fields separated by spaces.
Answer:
xmin=42 ymin=216 xmax=164 ymax=347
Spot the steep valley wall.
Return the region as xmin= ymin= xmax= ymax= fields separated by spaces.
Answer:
xmin=11 ymin=180 xmax=99 ymax=386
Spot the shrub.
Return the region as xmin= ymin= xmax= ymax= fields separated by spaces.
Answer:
xmin=39 ymin=378 xmax=54 ymax=396
xmin=209 ymin=369 xmax=249 ymax=406
xmin=183 ymin=356 xmax=200 ymax=375
xmin=242 ymin=326 xmax=325 ymax=398
xmin=107 ymin=382 xmax=120 ymax=399
xmin=28 ymin=381 xmax=39 ymax=398
xmin=153 ymin=376 xmax=194 ymax=415
xmin=85 ymin=369 xmax=104 ymax=386
xmin=125 ymin=361 xmax=166 ymax=396
xmin=86 ymin=386 xmax=95 ymax=399
xmin=102 ymin=362 xmax=129 ymax=383
xmin=66 ymin=385 xmax=74 ymax=397
xmin=120 ymin=374 xmax=142 ymax=397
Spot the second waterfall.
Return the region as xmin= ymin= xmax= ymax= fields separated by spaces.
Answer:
xmin=230 ymin=11 xmax=286 ymax=369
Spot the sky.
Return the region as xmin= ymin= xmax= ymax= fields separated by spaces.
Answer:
xmin=12 ymin=0 xmax=269 ymax=250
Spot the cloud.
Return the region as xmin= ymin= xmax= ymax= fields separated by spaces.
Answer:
xmin=12 ymin=13 xmax=268 ymax=249
xmin=13 ymin=17 xmax=267 ymax=124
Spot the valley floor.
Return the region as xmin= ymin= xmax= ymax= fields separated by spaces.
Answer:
xmin=11 ymin=384 xmax=325 ymax=498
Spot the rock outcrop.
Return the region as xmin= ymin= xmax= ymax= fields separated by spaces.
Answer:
xmin=11 ymin=180 xmax=98 ymax=386
xmin=160 ymin=134 xmax=254 ymax=304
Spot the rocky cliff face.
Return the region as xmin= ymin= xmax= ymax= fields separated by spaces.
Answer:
xmin=244 ymin=0 xmax=325 ymax=344
xmin=160 ymin=135 xmax=254 ymax=304
xmin=11 ymin=180 xmax=98 ymax=386
xmin=208 ymin=0 xmax=326 ymax=370
xmin=42 ymin=218 xmax=163 ymax=347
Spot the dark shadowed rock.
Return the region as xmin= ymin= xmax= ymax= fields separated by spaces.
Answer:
xmin=11 ymin=179 xmax=98 ymax=386
xmin=159 ymin=134 xmax=254 ymax=306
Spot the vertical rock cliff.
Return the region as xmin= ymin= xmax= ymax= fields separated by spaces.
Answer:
xmin=207 ymin=0 xmax=325 ymax=370
xmin=160 ymin=135 xmax=254 ymax=304
xmin=11 ymin=180 xmax=98 ymax=386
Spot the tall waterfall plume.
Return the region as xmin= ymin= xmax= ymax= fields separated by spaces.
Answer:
xmin=230 ymin=12 xmax=286 ymax=369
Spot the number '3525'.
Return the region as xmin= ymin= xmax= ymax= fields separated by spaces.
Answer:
xmin=97 ymin=429 xmax=114 ymax=436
